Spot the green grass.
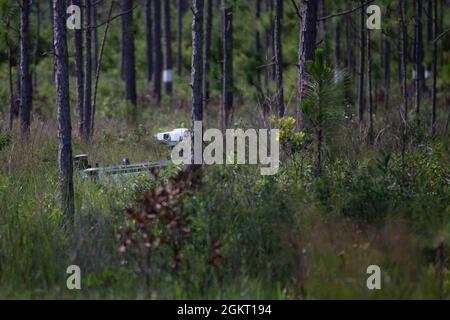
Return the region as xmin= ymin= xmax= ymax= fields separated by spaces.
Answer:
xmin=0 ymin=109 xmax=448 ymax=299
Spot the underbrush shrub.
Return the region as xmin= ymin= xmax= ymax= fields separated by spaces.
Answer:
xmin=0 ymin=132 xmax=11 ymax=152
xmin=118 ymin=167 xmax=200 ymax=289
xmin=313 ymin=146 xmax=449 ymax=232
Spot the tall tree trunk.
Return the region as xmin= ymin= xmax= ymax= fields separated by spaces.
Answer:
xmin=83 ymin=0 xmax=92 ymax=141
xmin=271 ymin=0 xmax=276 ymax=81
xmin=414 ymin=0 xmax=424 ymax=126
xmin=73 ymin=0 xmax=84 ymax=138
xmin=396 ymin=32 xmax=402 ymax=83
xmin=296 ymin=0 xmax=318 ymax=130
xmin=264 ymin=0 xmax=271 ymax=97
xmin=153 ymin=0 xmax=162 ymax=104
xmin=431 ymin=0 xmax=438 ymax=136
xmin=400 ymin=0 xmax=409 ymax=162
xmin=145 ymin=0 xmax=153 ymax=82
xmin=121 ymin=0 xmax=137 ymax=107
xmin=15 ymin=58 xmax=21 ymax=119
xmin=19 ymin=0 xmax=32 ymax=137
xmin=438 ymin=0 xmax=445 ymax=64
xmin=344 ymin=14 xmax=353 ymax=115
xmin=202 ymin=0 xmax=212 ymax=110
xmin=191 ymin=0 xmax=203 ymax=121
xmin=92 ymin=2 xmax=115 ymax=135
xmin=163 ymin=0 xmax=173 ymax=95
xmin=32 ymin=1 xmax=40 ymax=90
xmin=255 ymin=0 xmax=262 ymax=90
xmin=383 ymin=37 xmax=391 ymax=109
xmin=92 ymin=1 xmax=99 ymax=73
xmin=220 ymin=2 xmax=233 ymax=130
xmin=191 ymin=0 xmax=204 ymax=163
xmin=445 ymin=103 xmax=450 ymax=135
xmin=53 ymin=0 xmax=75 ymax=219
xmin=427 ymin=0 xmax=433 ymax=44
xmin=367 ymin=29 xmax=374 ymax=144
xmin=274 ymin=0 xmax=284 ymax=117
xmin=318 ymin=0 xmax=325 ymax=44
xmin=438 ymin=0 xmax=444 ymax=63
xmin=357 ymin=0 xmax=366 ymax=125
xmin=49 ymin=0 xmax=55 ymax=83
xmin=8 ymin=44 xmax=14 ymax=131
xmin=316 ymin=126 xmax=322 ymax=177
xmin=176 ymin=0 xmax=183 ymax=76
xmin=120 ymin=23 xmax=125 ymax=80
xmin=334 ymin=21 xmax=341 ymax=67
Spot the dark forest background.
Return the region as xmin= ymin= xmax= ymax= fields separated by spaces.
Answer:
xmin=0 ymin=0 xmax=449 ymax=299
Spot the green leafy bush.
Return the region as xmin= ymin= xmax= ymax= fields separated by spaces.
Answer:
xmin=0 ymin=132 xmax=11 ymax=152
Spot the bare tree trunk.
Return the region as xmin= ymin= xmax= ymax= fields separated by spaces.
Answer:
xmin=427 ymin=0 xmax=433 ymax=44
xmin=92 ymin=2 xmax=114 ymax=135
xmin=8 ymin=44 xmax=14 ymax=131
xmin=163 ymin=0 xmax=173 ymax=95
xmin=334 ymin=21 xmax=341 ymax=67
xmin=92 ymin=1 xmax=99 ymax=73
xmin=15 ymin=57 xmax=21 ymax=119
xmin=191 ymin=0 xmax=203 ymax=163
xmin=49 ymin=0 xmax=55 ymax=83
xmin=121 ymin=0 xmax=137 ymax=108
xmin=145 ymin=0 xmax=153 ymax=82
xmin=396 ymin=33 xmax=402 ymax=83
xmin=73 ymin=0 xmax=84 ymax=138
xmin=32 ymin=0 xmax=40 ymax=90
xmin=264 ymin=0 xmax=271 ymax=97
xmin=445 ymin=104 xmax=450 ymax=135
xmin=176 ymin=0 xmax=183 ymax=76
xmin=255 ymin=0 xmax=262 ymax=90
xmin=19 ymin=0 xmax=32 ymax=137
xmin=191 ymin=0 xmax=203 ymax=122
xmin=120 ymin=21 xmax=125 ymax=80
xmin=271 ymin=0 xmax=276 ymax=81
xmin=400 ymin=0 xmax=409 ymax=162
xmin=383 ymin=37 xmax=391 ymax=109
xmin=439 ymin=0 xmax=444 ymax=33
xmin=438 ymin=0 xmax=444 ymax=63
xmin=344 ymin=14 xmax=353 ymax=115
xmin=274 ymin=0 xmax=284 ymax=118
xmin=316 ymin=127 xmax=322 ymax=177
xmin=414 ymin=0 xmax=424 ymax=126
xmin=357 ymin=0 xmax=366 ymax=125
xmin=296 ymin=0 xmax=318 ymax=130
xmin=83 ymin=0 xmax=92 ymax=141
xmin=153 ymin=0 xmax=162 ymax=104
xmin=220 ymin=3 xmax=233 ymax=130
xmin=367 ymin=29 xmax=374 ymax=144
xmin=53 ymin=0 xmax=75 ymax=219
xmin=202 ymin=0 xmax=212 ymax=110
xmin=318 ymin=0 xmax=325 ymax=44
xmin=431 ymin=0 xmax=437 ymax=136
